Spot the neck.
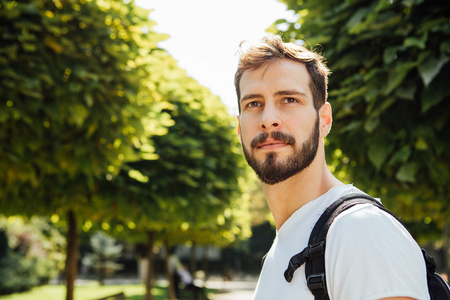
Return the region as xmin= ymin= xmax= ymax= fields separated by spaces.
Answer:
xmin=261 ymin=149 xmax=344 ymax=230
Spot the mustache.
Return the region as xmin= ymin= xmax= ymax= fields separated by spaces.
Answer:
xmin=250 ymin=131 xmax=296 ymax=149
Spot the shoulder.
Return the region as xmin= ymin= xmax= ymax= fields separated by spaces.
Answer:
xmin=330 ymin=202 xmax=407 ymax=240
xmin=325 ymin=203 xmax=429 ymax=300
xmin=326 ymin=202 xmax=421 ymax=270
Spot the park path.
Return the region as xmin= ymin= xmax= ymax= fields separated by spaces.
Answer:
xmin=206 ymin=279 xmax=256 ymax=300
xmin=74 ymin=275 xmax=257 ymax=299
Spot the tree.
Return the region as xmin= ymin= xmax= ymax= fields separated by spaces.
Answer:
xmin=0 ymin=1 xmax=168 ymax=299
xmin=82 ymin=231 xmax=123 ymax=285
xmin=97 ymin=52 xmax=252 ymax=300
xmin=272 ymin=0 xmax=450 ymax=270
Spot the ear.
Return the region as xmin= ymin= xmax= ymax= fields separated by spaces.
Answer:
xmin=236 ymin=115 xmax=243 ymax=145
xmin=319 ymin=102 xmax=332 ymax=138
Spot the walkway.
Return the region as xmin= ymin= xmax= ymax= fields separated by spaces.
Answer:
xmin=206 ymin=279 xmax=256 ymax=300
xmin=73 ymin=276 xmax=257 ymax=299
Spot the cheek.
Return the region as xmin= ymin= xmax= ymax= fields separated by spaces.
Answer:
xmin=238 ymin=116 xmax=256 ymax=137
xmin=239 ymin=127 xmax=251 ymax=145
xmin=286 ymin=117 xmax=314 ymax=139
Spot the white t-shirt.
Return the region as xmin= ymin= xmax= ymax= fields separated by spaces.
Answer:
xmin=252 ymin=185 xmax=429 ymax=300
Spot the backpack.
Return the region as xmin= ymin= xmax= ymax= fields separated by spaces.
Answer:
xmin=283 ymin=193 xmax=450 ymax=300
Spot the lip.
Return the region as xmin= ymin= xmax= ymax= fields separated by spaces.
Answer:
xmin=257 ymin=139 xmax=290 ymax=150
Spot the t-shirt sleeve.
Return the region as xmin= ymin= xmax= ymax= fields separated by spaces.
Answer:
xmin=325 ymin=204 xmax=430 ymax=300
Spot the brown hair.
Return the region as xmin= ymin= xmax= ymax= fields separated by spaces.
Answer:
xmin=234 ymin=34 xmax=330 ymax=113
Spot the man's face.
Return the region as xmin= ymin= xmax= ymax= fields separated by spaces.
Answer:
xmin=237 ymin=59 xmax=321 ymax=185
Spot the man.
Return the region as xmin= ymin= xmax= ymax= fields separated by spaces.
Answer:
xmin=169 ymin=247 xmax=209 ymax=299
xmin=235 ymin=34 xmax=429 ymax=300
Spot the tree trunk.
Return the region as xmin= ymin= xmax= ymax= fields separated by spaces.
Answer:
xmin=164 ymin=240 xmax=176 ymax=300
xmin=202 ymin=246 xmax=209 ymax=279
xmin=444 ymin=222 xmax=449 ymax=277
xmin=144 ymin=230 xmax=156 ymax=300
xmin=65 ymin=209 xmax=78 ymax=300
xmin=190 ymin=242 xmax=197 ymax=275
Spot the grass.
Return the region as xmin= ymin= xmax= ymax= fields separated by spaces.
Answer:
xmin=0 ymin=283 xmax=170 ymax=300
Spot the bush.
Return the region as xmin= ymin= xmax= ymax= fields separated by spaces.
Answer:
xmin=0 ymin=217 xmax=65 ymax=295
xmin=82 ymin=231 xmax=123 ymax=285
xmin=0 ymin=230 xmax=37 ymax=295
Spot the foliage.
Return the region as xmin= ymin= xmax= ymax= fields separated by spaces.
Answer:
xmin=0 ymin=229 xmax=31 ymax=295
xmin=84 ymin=48 xmax=253 ymax=300
xmin=0 ymin=0 xmax=168 ymax=215
xmin=82 ymin=231 xmax=123 ymax=285
xmin=0 ymin=241 xmax=37 ymax=295
xmin=0 ymin=1 xmax=170 ymax=298
xmin=272 ymin=0 xmax=450 ymax=241
xmin=0 ymin=216 xmax=65 ymax=295
xmin=98 ymin=51 xmax=252 ymax=248
xmin=246 ymin=175 xmax=273 ymax=227
xmin=0 ymin=217 xmax=65 ymax=288
xmin=0 ymin=216 xmax=66 ymax=274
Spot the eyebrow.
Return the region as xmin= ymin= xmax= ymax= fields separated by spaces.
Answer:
xmin=240 ymin=93 xmax=262 ymax=102
xmin=274 ymin=90 xmax=307 ymax=98
xmin=240 ymin=89 xmax=307 ymax=102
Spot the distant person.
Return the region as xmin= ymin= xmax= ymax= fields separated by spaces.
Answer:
xmin=178 ymin=264 xmax=209 ymax=300
xmin=169 ymin=248 xmax=208 ymax=299
xmin=234 ymin=34 xmax=428 ymax=299
xmin=169 ymin=248 xmax=183 ymax=298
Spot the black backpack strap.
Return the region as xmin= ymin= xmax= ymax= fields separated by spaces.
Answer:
xmin=284 ymin=192 xmax=449 ymax=299
xmin=422 ymin=248 xmax=450 ymax=299
xmin=284 ymin=193 xmax=397 ymax=300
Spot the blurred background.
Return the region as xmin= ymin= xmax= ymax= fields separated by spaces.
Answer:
xmin=0 ymin=0 xmax=449 ymax=299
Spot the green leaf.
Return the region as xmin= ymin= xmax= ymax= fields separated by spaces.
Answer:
xmin=364 ymin=117 xmax=380 ymax=133
xmin=420 ymin=65 xmax=450 ymax=113
xmin=128 ymin=170 xmax=149 ymax=183
xmin=140 ymin=152 xmax=159 ymax=160
xmin=21 ymin=90 xmax=43 ymax=99
xmin=176 ymin=173 xmax=199 ymax=188
xmin=70 ymin=104 xmax=89 ymax=127
xmin=395 ymin=84 xmax=416 ymax=100
xmin=369 ymin=14 xmax=402 ymax=32
xmin=414 ymin=137 xmax=428 ymax=150
xmin=0 ymin=109 xmax=9 ymax=123
xmin=418 ymin=18 xmax=449 ymax=35
xmin=418 ymin=54 xmax=449 ymax=87
xmin=368 ymin=141 xmax=393 ymax=170
xmin=441 ymin=40 xmax=450 ymax=54
xmin=340 ymin=120 xmax=361 ymax=133
xmin=45 ymin=38 xmax=63 ymax=54
xmin=403 ymin=36 xmax=426 ymax=50
xmin=402 ymin=0 xmax=425 ymax=8
xmin=388 ymin=146 xmax=411 ymax=165
xmin=0 ymin=67 xmax=21 ymax=80
xmin=383 ymin=47 xmax=398 ymax=64
xmin=22 ymin=43 xmax=37 ymax=52
xmin=346 ymin=7 xmax=373 ymax=34
xmin=386 ymin=67 xmax=410 ymax=95
xmin=396 ymin=163 xmax=418 ymax=183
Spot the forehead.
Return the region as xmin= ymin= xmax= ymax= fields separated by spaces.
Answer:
xmin=239 ymin=58 xmax=312 ymax=100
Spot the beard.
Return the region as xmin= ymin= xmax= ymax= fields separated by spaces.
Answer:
xmin=242 ymin=115 xmax=320 ymax=185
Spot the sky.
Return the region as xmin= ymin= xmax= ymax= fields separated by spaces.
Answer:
xmin=135 ymin=0 xmax=294 ymax=115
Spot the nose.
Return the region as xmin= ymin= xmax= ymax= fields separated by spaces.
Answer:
xmin=260 ymin=106 xmax=281 ymax=131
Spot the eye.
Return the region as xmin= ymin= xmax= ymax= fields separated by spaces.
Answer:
xmin=283 ymin=97 xmax=298 ymax=104
xmin=246 ymin=101 xmax=261 ymax=108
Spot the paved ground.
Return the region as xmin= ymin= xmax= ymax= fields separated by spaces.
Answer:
xmin=206 ymin=280 xmax=256 ymax=300
xmin=74 ymin=276 xmax=257 ymax=299
xmin=210 ymin=289 xmax=254 ymax=300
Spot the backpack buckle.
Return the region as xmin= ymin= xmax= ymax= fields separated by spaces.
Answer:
xmin=284 ymin=242 xmax=325 ymax=283
xmin=307 ymin=242 xmax=325 ymax=260
xmin=307 ymin=273 xmax=327 ymax=297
